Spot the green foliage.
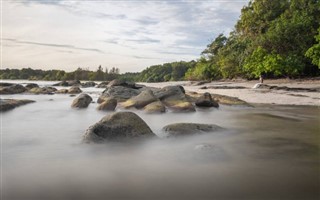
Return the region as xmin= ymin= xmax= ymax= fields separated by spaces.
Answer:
xmin=306 ymin=28 xmax=320 ymax=68
xmin=139 ymin=61 xmax=196 ymax=82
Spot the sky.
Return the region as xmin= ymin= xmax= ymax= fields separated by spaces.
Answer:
xmin=1 ymin=0 xmax=249 ymax=73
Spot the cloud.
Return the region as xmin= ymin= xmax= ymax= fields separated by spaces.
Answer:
xmin=3 ymin=0 xmax=250 ymax=72
xmin=3 ymin=38 xmax=104 ymax=53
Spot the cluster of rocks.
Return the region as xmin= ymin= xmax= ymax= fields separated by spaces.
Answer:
xmin=83 ymin=111 xmax=224 ymax=143
xmin=253 ymin=83 xmax=320 ymax=92
xmin=94 ymin=80 xmax=220 ymax=113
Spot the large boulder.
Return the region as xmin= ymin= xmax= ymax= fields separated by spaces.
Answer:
xmin=122 ymin=89 xmax=158 ymax=109
xmin=0 ymin=84 xmax=26 ymax=94
xmin=71 ymin=94 xmax=92 ymax=108
xmin=162 ymin=123 xmax=224 ymax=137
xmin=143 ymin=100 xmax=166 ymax=113
xmin=97 ymin=97 xmax=117 ymax=111
xmin=83 ymin=112 xmax=155 ymax=143
xmin=98 ymin=86 xmax=141 ymax=103
xmin=68 ymin=86 xmax=82 ymax=94
xmin=29 ymin=87 xmax=57 ymax=94
xmin=195 ymin=92 xmax=219 ymax=108
xmin=155 ymin=86 xmax=195 ymax=112
xmin=0 ymin=99 xmax=35 ymax=112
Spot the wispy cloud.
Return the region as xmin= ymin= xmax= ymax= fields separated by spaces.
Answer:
xmin=3 ymin=0 xmax=249 ymax=72
xmin=2 ymin=38 xmax=104 ymax=53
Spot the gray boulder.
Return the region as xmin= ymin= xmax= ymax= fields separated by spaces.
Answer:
xmin=98 ymin=86 xmax=141 ymax=102
xmin=122 ymin=89 xmax=158 ymax=109
xmin=83 ymin=111 xmax=155 ymax=143
xmin=0 ymin=99 xmax=35 ymax=112
xmin=97 ymin=97 xmax=117 ymax=111
xmin=195 ymin=92 xmax=219 ymax=108
xmin=71 ymin=94 xmax=92 ymax=108
xmin=162 ymin=123 xmax=223 ymax=137
xmin=0 ymin=84 xmax=26 ymax=94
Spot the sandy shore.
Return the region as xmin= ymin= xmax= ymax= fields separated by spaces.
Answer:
xmin=140 ymin=79 xmax=320 ymax=106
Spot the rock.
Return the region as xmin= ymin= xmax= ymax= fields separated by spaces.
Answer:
xmin=68 ymin=86 xmax=82 ymax=94
xmin=212 ymin=94 xmax=251 ymax=106
xmin=71 ymin=94 xmax=92 ymax=108
xmin=143 ymin=100 xmax=166 ymax=113
xmin=98 ymin=86 xmax=141 ymax=102
xmin=96 ymin=81 xmax=109 ymax=88
xmin=155 ymin=86 xmax=195 ymax=112
xmin=107 ymin=79 xmax=140 ymax=89
xmin=0 ymin=99 xmax=35 ymax=112
xmin=53 ymin=80 xmax=80 ymax=87
xmin=81 ymin=81 xmax=96 ymax=88
xmin=195 ymin=92 xmax=219 ymax=108
xmin=53 ymin=81 xmax=69 ymax=86
xmin=25 ymin=83 xmax=39 ymax=90
xmin=107 ymin=79 xmax=127 ymax=87
xmin=83 ymin=111 xmax=155 ymax=143
xmin=56 ymin=89 xmax=69 ymax=94
xmin=0 ymin=84 xmax=26 ymax=94
xmin=69 ymin=94 xmax=76 ymax=97
xmin=29 ymin=87 xmax=57 ymax=94
xmin=122 ymin=90 xmax=158 ymax=109
xmin=162 ymin=123 xmax=223 ymax=137
xmin=97 ymin=97 xmax=117 ymax=111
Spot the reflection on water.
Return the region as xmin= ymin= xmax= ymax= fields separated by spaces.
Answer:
xmin=1 ymin=87 xmax=320 ymax=200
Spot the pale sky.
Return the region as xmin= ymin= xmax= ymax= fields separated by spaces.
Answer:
xmin=2 ymin=0 xmax=249 ymax=72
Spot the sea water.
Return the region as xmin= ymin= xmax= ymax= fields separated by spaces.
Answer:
xmin=1 ymin=81 xmax=319 ymax=200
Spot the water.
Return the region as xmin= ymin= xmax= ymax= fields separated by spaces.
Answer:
xmin=1 ymin=81 xmax=319 ymax=200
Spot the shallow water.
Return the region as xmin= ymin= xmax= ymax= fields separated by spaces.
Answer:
xmin=1 ymin=81 xmax=320 ymax=200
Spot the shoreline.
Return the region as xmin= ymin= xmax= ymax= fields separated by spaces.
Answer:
xmin=140 ymin=79 xmax=320 ymax=106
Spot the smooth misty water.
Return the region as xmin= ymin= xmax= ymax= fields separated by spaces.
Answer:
xmin=1 ymin=81 xmax=319 ymax=200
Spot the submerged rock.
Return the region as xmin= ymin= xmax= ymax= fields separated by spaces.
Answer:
xmin=56 ymin=89 xmax=69 ymax=94
xmin=0 ymin=99 xmax=35 ymax=112
xmin=162 ymin=123 xmax=223 ymax=137
xmin=0 ymin=84 xmax=26 ymax=94
xmin=97 ymin=97 xmax=117 ymax=111
xmin=71 ymin=93 xmax=92 ymax=108
xmin=83 ymin=111 xmax=155 ymax=143
xmin=195 ymin=92 xmax=219 ymax=108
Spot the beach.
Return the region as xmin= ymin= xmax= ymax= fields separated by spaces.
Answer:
xmin=141 ymin=78 xmax=320 ymax=106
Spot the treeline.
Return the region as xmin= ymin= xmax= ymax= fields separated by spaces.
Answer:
xmin=138 ymin=61 xmax=196 ymax=82
xmin=186 ymin=0 xmax=320 ymax=80
xmin=0 ymin=66 xmax=123 ymax=81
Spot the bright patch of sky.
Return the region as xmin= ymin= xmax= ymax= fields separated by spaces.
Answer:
xmin=2 ymin=0 xmax=249 ymax=72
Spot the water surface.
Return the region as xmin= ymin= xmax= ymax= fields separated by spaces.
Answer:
xmin=1 ymin=81 xmax=319 ymax=200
